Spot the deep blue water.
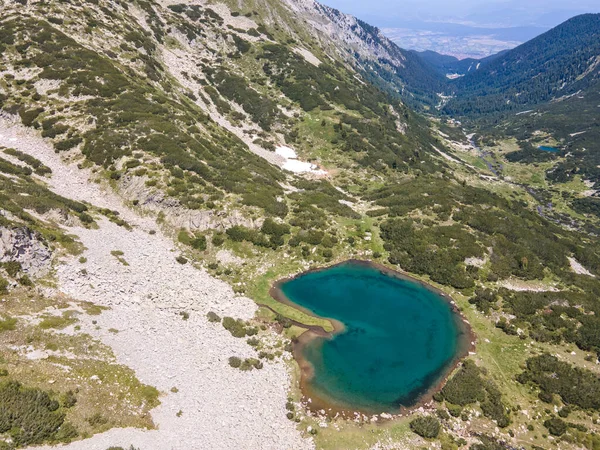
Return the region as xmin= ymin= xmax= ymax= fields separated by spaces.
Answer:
xmin=538 ymin=145 xmax=559 ymax=152
xmin=280 ymin=261 xmax=466 ymax=412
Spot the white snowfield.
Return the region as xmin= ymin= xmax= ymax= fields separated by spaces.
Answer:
xmin=275 ymin=145 xmax=298 ymax=159
xmin=276 ymin=146 xmax=327 ymax=175
xmin=0 ymin=117 xmax=312 ymax=450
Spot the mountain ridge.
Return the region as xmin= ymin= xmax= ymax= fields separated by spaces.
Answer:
xmin=443 ymin=13 xmax=600 ymax=116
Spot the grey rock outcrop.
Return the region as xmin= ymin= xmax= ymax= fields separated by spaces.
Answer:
xmin=118 ymin=175 xmax=263 ymax=231
xmin=0 ymin=226 xmax=52 ymax=277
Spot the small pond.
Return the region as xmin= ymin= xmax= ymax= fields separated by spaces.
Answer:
xmin=272 ymin=260 xmax=472 ymax=414
xmin=538 ymin=145 xmax=559 ymax=152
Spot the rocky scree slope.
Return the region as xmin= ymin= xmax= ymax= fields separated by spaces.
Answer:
xmin=0 ymin=116 xmax=312 ymax=450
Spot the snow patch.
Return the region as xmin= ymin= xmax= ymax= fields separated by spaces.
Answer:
xmin=275 ymin=146 xmax=326 ymax=175
xmin=569 ymin=131 xmax=587 ymax=137
xmin=568 ymin=257 xmax=595 ymax=277
xmin=275 ymin=146 xmax=298 ymax=159
xmin=293 ymin=47 xmax=322 ymax=67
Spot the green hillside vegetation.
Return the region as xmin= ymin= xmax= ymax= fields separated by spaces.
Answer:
xmin=476 ymin=78 xmax=600 ymax=193
xmin=0 ymin=289 xmax=160 ymax=448
xmin=0 ymin=380 xmax=76 ymax=447
xmin=1 ymin=0 xmax=600 ymax=449
xmin=0 ymin=151 xmax=88 ymax=256
xmin=443 ymin=14 xmax=600 ymax=117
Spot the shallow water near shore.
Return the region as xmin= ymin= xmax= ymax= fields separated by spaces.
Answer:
xmin=275 ymin=261 xmax=471 ymax=413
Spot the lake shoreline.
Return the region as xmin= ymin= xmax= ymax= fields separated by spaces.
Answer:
xmin=269 ymin=259 xmax=476 ymax=418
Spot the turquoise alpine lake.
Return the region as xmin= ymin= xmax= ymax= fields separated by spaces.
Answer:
xmin=276 ymin=261 xmax=470 ymax=413
xmin=538 ymin=145 xmax=559 ymax=152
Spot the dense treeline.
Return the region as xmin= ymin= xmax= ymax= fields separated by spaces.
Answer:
xmin=0 ymin=380 xmax=78 ymax=447
xmin=381 ymin=220 xmax=481 ymax=289
xmin=443 ymin=14 xmax=600 ymax=117
xmin=206 ymin=69 xmax=279 ymax=131
xmin=471 ymin=276 xmax=600 ymax=354
xmin=373 ymin=176 xmax=600 ymax=290
xmin=439 ymin=360 xmax=511 ymax=427
xmin=409 ymin=416 xmax=440 ymax=438
xmin=518 ymin=354 xmax=600 ymax=410
xmin=259 ymin=43 xmax=440 ymax=174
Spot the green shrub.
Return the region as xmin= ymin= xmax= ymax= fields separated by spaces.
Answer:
xmin=260 ymin=218 xmax=290 ymax=237
xmin=441 ymin=360 xmax=484 ymax=405
xmin=222 ymin=317 xmax=250 ymax=338
xmin=544 ymin=417 xmax=567 ymax=436
xmin=447 ymin=403 xmax=462 ymax=417
xmin=60 ymin=390 xmax=77 ymax=408
xmin=228 ymin=356 xmax=241 ymax=368
xmin=409 ymin=416 xmax=440 ymax=439
xmin=436 ymin=408 xmax=450 ymax=420
xmin=441 ymin=360 xmax=510 ymax=426
xmin=190 ymin=235 xmax=207 ymax=250
xmin=518 ymin=354 xmax=600 ymax=410
xmin=212 ymin=234 xmax=225 ymax=246
xmin=106 ymin=446 xmax=140 ymax=450
xmin=55 ymin=421 xmax=78 ymax=443
xmin=558 ymin=406 xmax=572 ymax=418
xmin=207 ymin=311 xmax=221 ymax=323
xmin=239 ymin=358 xmax=262 ymax=371
xmin=275 ymin=314 xmax=292 ymax=329
xmin=87 ymin=412 xmax=108 ymax=427
xmin=0 ymin=316 xmax=17 ymax=332
xmin=3 ymin=148 xmax=51 ymax=175
xmin=0 ymin=380 xmax=72 ymax=446
xmin=0 ymin=276 xmax=9 ymax=293
xmin=18 ymin=275 xmax=34 ymax=287
xmin=19 ymin=107 xmax=44 ymax=126
xmin=225 ymin=225 xmax=273 ymax=248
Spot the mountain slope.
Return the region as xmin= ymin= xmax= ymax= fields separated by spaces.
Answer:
xmin=443 ymin=13 xmax=600 ymax=116
xmin=0 ymin=0 xmax=445 ymax=231
xmin=1 ymin=1 xmax=600 ymax=450
xmin=279 ymin=0 xmax=447 ymax=108
xmin=414 ymin=49 xmax=508 ymax=78
xmin=474 ymin=77 xmax=600 ymax=192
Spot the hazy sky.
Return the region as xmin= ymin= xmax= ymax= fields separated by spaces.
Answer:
xmin=320 ymin=0 xmax=600 ymax=28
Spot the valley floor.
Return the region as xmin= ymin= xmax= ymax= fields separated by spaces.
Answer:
xmin=0 ymin=117 xmax=312 ymax=450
